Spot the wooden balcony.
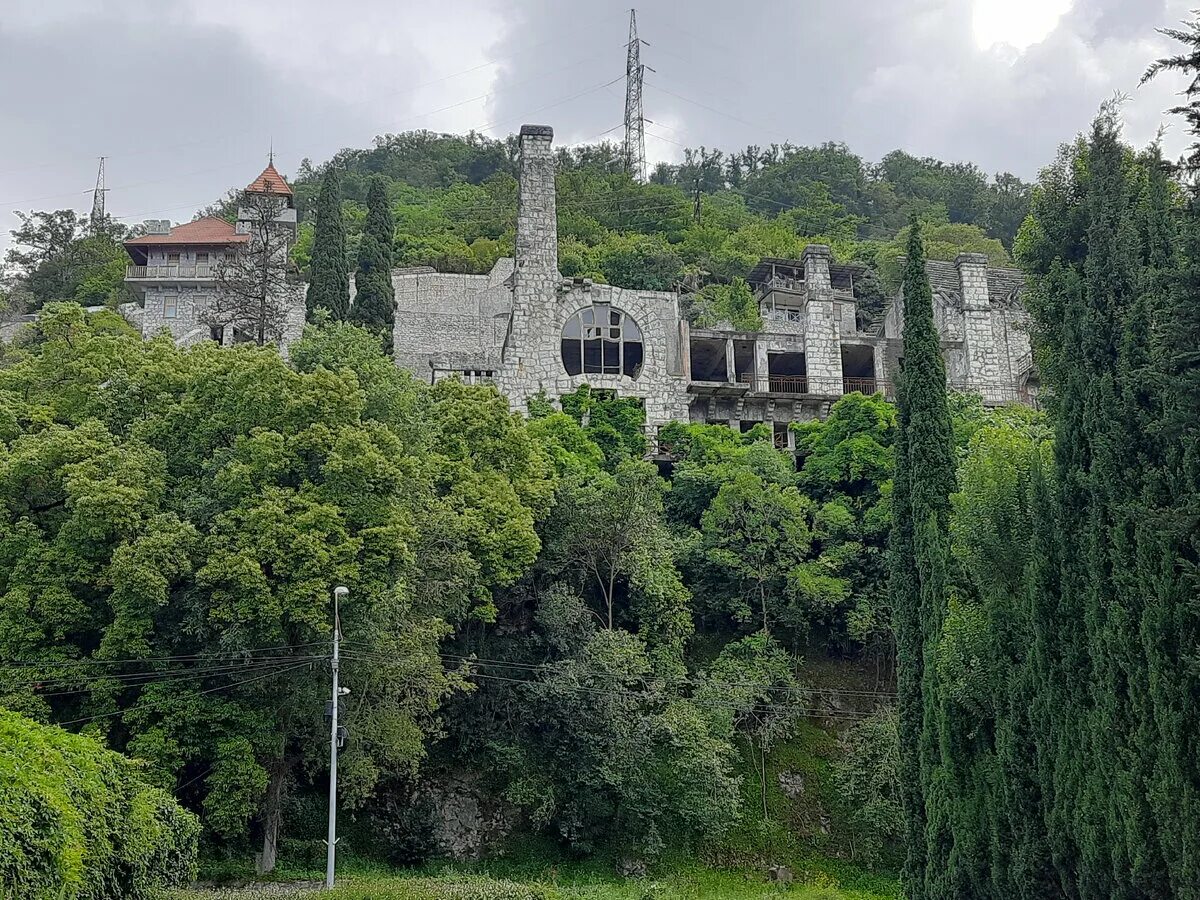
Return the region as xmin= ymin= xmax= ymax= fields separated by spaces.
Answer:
xmin=126 ymin=264 xmax=218 ymax=280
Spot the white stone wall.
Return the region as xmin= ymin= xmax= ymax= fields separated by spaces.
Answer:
xmin=392 ymin=264 xmax=512 ymax=374
xmin=495 ymin=281 xmax=691 ymax=430
xmin=800 ymin=245 xmax=842 ymax=388
xmin=883 ymin=255 xmax=1033 ymax=404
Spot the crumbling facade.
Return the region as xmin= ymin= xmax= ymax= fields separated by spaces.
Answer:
xmin=122 ymin=164 xmax=305 ymax=352
xmin=393 ymin=124 xmax=1036 ymax=444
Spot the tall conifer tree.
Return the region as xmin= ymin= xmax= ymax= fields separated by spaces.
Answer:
xmin=351 ymin=176 xmax=396 ymax=332
xmin=307 ymin=167 xmax=349 ymax=320
xmin=888 ymin=219 xmax=955 ymax=899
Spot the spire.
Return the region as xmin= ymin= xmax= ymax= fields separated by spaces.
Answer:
xmin=246 ymin=161 xmax=293 ymax=197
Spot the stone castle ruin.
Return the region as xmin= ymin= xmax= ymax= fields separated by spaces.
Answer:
xmin=392 ymin=124 xmax=1038 ymax=447
xmin=107 ymin=126 xmax=1035 ymax=448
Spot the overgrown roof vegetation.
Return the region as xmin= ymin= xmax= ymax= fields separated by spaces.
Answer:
xmin=1 ymin=130 xmax=1024 ymax=329
xmin=283 ymin=132 xmax=1023 ymax=302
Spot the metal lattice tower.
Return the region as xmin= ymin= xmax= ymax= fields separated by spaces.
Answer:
xmin=623 ymin=9 xmax=647 ymax=182
xmin=89 ymin=157 xmax=107 ymax=234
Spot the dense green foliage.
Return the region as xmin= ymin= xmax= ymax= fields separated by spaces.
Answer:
xmin=0 ymin=708 xmax=199 ymax=899
xmin=281 ymin=132 xmax=1025 ymax=325
xmin=351 ymin=176 xmax=396 ymax=333
xmin=893 ymin=55 xmax=1200 ymax=896
xmin=886 ymin=221 xmax=955 ymax=898
xmin=307 ymin=168 xmax=350 ymax=319
xmin=0 ymin=305 xmax=910 ymax=875
xmin=0 ymin=211 xmax=132 ymax=313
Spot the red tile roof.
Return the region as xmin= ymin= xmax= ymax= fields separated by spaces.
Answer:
xmin=124 ymin=216 xmax=250 ymax=247
xmin=245 ymin=163 xmax=293 ymax=196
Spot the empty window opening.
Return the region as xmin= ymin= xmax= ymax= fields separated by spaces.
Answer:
xmin=209 ymin=325 xmax=224 ymax=343
xmin=773 ymin=421 xmax=790 ymax=450
xmin=770 ymin=303 xmax=803 ymax=324
xmin=733 ymin=340 xmax=756 ymax=385
xmin=841 ymin=345 xmax=877 ymax=393
xmin=767 ymin=351 xmax=807 ymax=393
xmin=739 ymin=420 xmax=759 ymax=434
xmin=562 ymin=304 xmax=644 ymax=378
xmin=689 ymin=337 xmax=728 ymax=382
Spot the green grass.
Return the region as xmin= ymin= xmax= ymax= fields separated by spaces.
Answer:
xmin=182 ymin=849 xmax=899 ymax=900
xmin=174 ymin=863 xmax=898 ymax=899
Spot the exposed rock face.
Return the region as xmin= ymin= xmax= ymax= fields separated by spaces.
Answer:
xmin=616 ymin=857 xmax=648 ymax=878
xmin=418 ymin=775 xmax=515 ymax=861
xmin=778 ymin=770 xmax=806 ymax=798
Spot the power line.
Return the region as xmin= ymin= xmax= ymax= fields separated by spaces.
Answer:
xmin=54 ymin=660 xmax=315 ymax=727
xmin=23 ymin=657 xmax=326 ymax=698
xmin=425 ymin=665 xmax=886 ymax=723
xmin=340 ymin=646 xmax=895 ymax=715
xmin=428 ymin=649 xmax=896 ymax=698
xmin=1 ymin=641 xmax=331 ymax=669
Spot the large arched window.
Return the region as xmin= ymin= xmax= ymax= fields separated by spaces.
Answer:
xmin=561 ymin=304 xmax=644 ymax=378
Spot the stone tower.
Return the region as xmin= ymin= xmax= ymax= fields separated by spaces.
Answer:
xmin=957 ymin=252 xmax=1008 ymax=389
xmin=503 ymin=124 xmax=560 ymax=375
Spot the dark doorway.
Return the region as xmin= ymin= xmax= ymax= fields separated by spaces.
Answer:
xmin=690 ymin=338 xmax=728 ymax=382
xmin=733 ymin=340 xmax=756 ymax=386
xmin=767 ymin=351 xmax=807 ymax=393
xmin=841 ymin=345 xmax=877 ymax=394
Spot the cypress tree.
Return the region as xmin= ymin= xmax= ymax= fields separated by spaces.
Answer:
xmin=351 ymin=176 xmax=396 ymax=332
xmin=307 ymin=167 xmax=349 ymax=320
xmin=888 ymin=219 xmax=956 ymax=899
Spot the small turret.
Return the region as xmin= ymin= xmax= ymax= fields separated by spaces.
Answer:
xmin=237 ymin=161 xmax=297 ymax=242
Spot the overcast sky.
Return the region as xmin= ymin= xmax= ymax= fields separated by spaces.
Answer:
xmin=0 ymin=0 xmax=1194 ymax=252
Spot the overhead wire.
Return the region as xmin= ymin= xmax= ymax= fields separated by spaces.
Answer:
xmin=338 ymin=646 xmax=894 ymax=719
xmin=53 ymin=660 xmax=315 ymax=727
xmin=12 ymin=657 xmax=330 ymax=696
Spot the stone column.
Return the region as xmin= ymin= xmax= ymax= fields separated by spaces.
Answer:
xmin=725 ymin=337 xmax=736 ymax=384
xmin=957 ymin=252 xmax=1003 ymax=399
xmin=801 ymin=244 xmax=841 ymax=393
xmin=504 ymin=124 xmax=560 ymax=374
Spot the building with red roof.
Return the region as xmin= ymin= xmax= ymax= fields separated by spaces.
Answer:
xmin=122 ymin=162 xmax=303 ymax=351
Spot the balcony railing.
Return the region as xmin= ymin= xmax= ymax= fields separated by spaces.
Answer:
xmin=733 ymin=373 xmax=1039 ymax=407
xmin=126 ymin=264 xmax=218 ymax=280
xmin=737 ymin=374 xmax=896 ymax=397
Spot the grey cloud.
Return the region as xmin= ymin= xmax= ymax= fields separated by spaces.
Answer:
xmin=482 ymin=0 xmax=1193 ymax=177
xmin=1 ymin=0 xmax=1196 ymax=258
xmin=0 ymin=2 xmax=380 ymax=247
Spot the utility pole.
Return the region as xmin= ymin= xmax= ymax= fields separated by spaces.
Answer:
xmin=325 ymin=585 xmax=349 ymax=891
xmin=89 ymin=157 xmax=107 ymax=235
xmin=693 ymin=175 xmax=702 ymax=225
xmin=623 ymin=9 xmax=648 ymax=182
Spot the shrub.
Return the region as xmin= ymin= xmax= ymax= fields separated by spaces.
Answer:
xmin=0 ymin=709 xmax=199 ymax=899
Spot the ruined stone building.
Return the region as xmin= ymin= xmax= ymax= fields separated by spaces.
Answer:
xmin=122 ymin=163 xmax=306 ymax=352
xmin=391 ymin=124 xmax=1037 ymax=447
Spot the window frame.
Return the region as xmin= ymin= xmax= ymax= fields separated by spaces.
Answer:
xmin=561 ymin=304 xmax=644 ymax=379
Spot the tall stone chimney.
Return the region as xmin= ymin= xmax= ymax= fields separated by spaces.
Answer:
xmin=956 ymin=252 xmax=1004 ymax=393
xmin=802 ymin=244 xmax=841 ymax=387
xmin=515 ymin=124 xmax=558 ymax=287
xmin=504 ymin=125 xmax=561 ymax=371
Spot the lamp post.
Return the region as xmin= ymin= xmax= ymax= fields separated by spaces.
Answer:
xmin=325 ymin=585 xmax=349 ymax=890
